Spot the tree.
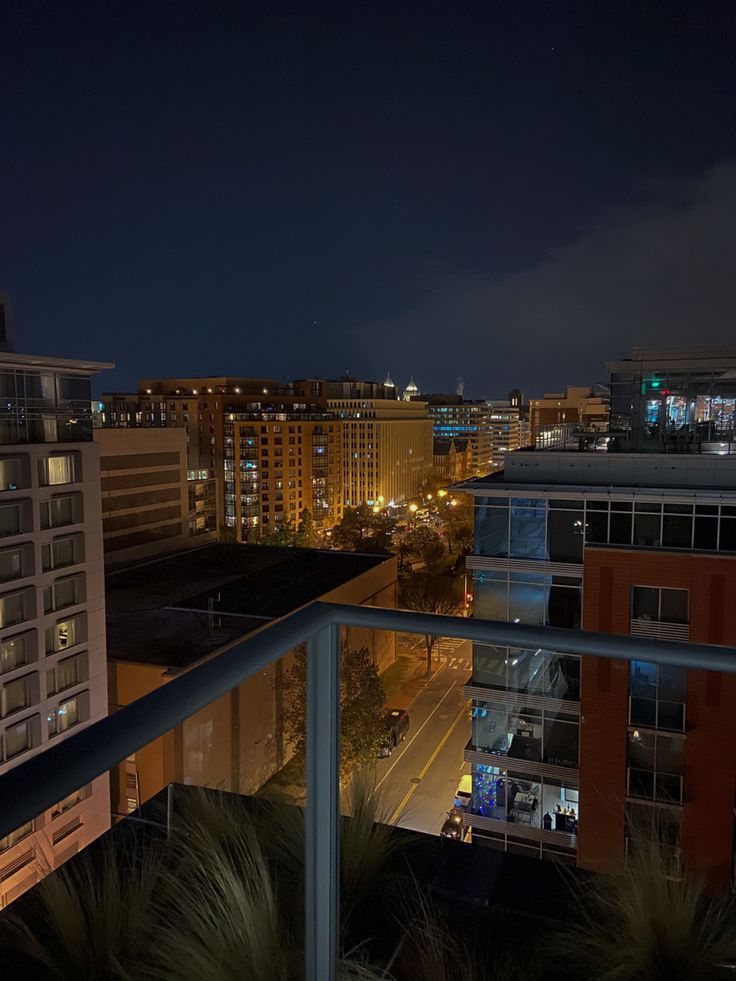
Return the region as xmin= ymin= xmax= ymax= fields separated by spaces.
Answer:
xmin=400 ymin=574 xmax=463 ymax=675
xmin=454 ymin=522 xmax=474 ymax=555
xmin=331 ymin=504 xmax=396 ymax=554
xmin=283 ymin=643 xmax=386 ymax=780
xmin=421 ymin=538 xmax=447 ymax=572
xmin=259 ymin=518 xmax=297 ymax=547
xmin=294 ymin=507 xmax=319 ymax=548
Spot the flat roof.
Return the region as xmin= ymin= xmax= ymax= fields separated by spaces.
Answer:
xmin=0 ymin=352 xmax=114 ymax=372
xmin=106 ymin=542 xmax=390 ymax=669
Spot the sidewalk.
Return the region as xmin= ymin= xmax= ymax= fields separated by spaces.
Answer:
xmin=380 ymin=651 xmax=432 ymax=711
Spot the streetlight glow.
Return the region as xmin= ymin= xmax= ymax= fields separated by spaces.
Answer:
xmin=438 ymin=489 xmax=447 ymax=498
xmin=409 ymin=503 xmax=418 ymax=513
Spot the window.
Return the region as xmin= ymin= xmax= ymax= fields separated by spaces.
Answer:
xmin=45 ymin=614 xmax=85 ymax=654
xmin=0 ymin=503 xmax=22 ymax=538
xmin=52 ymin=787 xmax=86 ymax=818
xmin=3 ymin=718 xmax=31 ymax=759
xmin=42 ymin=536 xmax=79 ymax=571
xmin=41 ymin=495 xmax=79 ymax=529
xmin=0 ymin=821 xmax=33 ymax=851
xmin=0 ymin=589 xmax=27 ymax=627
xmin=630 ymin=661 xmax=686 ymax=732
xmin=0 ymin=547 xmax=23 ymax=582
xmin=0 ymin=458 xmax=23 ymax=492
xmin=43 ymin=576 xmax=81 ymax=614
xmin=546 ymin=501 xmax=584 ymax=563
xmin=39 ymin=455 xmax=76 ymax=487
xmin=47 ymin=654 xmax=83 ymax=695
xmin=509 ymin=499 xmax=547 ymax=560
xmin=632 ymin=586 xmax=688 ymax=624
xmin=1 ymin=675 xmax=30 ymax=716
xmin=0 ymin=632 xmax=30 ymax=673
xmin=628 ymin=730 xmax=684 ymax=804
xmin=47 ymin=695 xmax=81 ymax=737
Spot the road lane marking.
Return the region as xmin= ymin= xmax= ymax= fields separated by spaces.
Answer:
xmin=388 ymin=702 xmax=468 ymax=825
xmin=374 ymin=672 xmax=457 ymax=791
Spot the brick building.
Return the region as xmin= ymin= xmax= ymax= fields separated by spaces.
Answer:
xmin=461 ymin=449 xmax=736 ymax=890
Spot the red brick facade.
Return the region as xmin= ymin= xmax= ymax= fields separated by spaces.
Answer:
xmin=581 ymin=548 xmax=736 ymax=891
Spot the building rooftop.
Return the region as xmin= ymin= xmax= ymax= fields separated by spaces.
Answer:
xmin=455 ymin=450 xmax=736 ymax=498
xmin=0 ymin=351 xmax=114 ymax=373
xmin=105 ymin=542 xmax=390 ymax=669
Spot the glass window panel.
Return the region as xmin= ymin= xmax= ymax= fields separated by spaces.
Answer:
xmin=629 ymin=731 xmax=655 ymax=770
xmin=694 ymin=517 xmax=718 ymax=550
xmin=40 ymin=455 xmax=75 ymax=486
xmin=695 ymin=505 xmax=718 ymax=515
xmin=635 ymin=502 xmax=662 ymax=513
xmin=630 ymin=697 xmax=657 ymax=729
xmin=2 ymin=676 xmax=29 ymax=716
xmin=509 ymin=502 xmax=547 ymax=560
xmin=629 ymin=768 xmax=654 ymax=800
xmin=660 ymin=588 xmax=688 ymax=624
xmin=663 ymin=504 xmax=693 ymax=515
xmin=632 ymin=587 xmax=659 ymax=620
xmin=0 ymin=458 xmax=22 ymax=492
xmin=0 ymin=633 xmax=28 ymax=673
xmin=472 ymin=645 xmax=508 ymax=688
xmin=655 ymin=773 xmax=682 ymax=804
xmin=609 ymin=511 xmax=632 ymax=545
xmin=0 ymin=590 xmax=25 ymax=627
xmin=634 ymin=513 xmax=661 ymax=547
xmin=718 ymin=518 xmax=736 ymax=552
xmin=549 ymin=499 xmax=583 ymax=510
xmin=547 ymin=584 xmax=581 ymax=629
xmin=472 ymin=577 xmax=508 ymax=621
xmin=585 ymin=511 xmax=608 ymax=544
xmin=658 ymin=664 xmax=686 ymax=701
xmin=55 ymin=656 xmax=80 ymax=692
xmin=0 ymin=820 xmax=33 ymax=851
xmin=547 ymin=509 xmax=584 ymax=563
xmin=630 ymin=661 xmax=657 ymax=698
xmin=610 ymin=501 xmax=633 ymax=512
xmin=544 ymin=719 xmax=579 ymax=768
xmin=657 ymin=702 xmax=685 ymax=733
xmin=0 ymin=504 xmax=21 ymax=537
xmin=508 ymin=578 xmax=546 ymax=626
xmin=587 ymin=500 xmax=609 ymax=511
xmin=4 ymin=719 xmax=30 ymax=758
xmin=656 ymin=735 xmax=684 ymax=775
xmin=662 ymin=514 xmax=692 ymax=549
xmin=0 ymin=548 xmax=22 ymax=582
xmin=475 ymin=506 xmax=508 ymax=557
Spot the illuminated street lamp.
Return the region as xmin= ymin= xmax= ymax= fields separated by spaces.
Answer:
xmin=426 ymin=493 xmax=433 ymax=500
xmin=438 ymin=489 xmax=447 ymax=498
xmin=377 ymin=495 xmax=385 ymax=504
xmin=409 ymin=503 xmax=418 ymax=513
xmin=372 ymin=505 xmax=380 ymax=514
xmin=450 ymin=499 xmax=458 ymax=507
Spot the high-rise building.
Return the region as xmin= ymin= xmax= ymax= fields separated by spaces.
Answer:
xmin=487 ymin=400 xmax=531 ymax=469
xmin=0 ymin=351 xmax=112 ymax=907
xmin=424 ymin=395 xmax=495 ymax=477
xmin=529 ymin=386 xmax=609 ymax=445
xmin=232 ymin=416 xmax=343 ymax=538
xmin=461 ymin=448 xmax=736 ymax=890
xmin=328 ymin=396 xmax=433 ymax=506
xmin=100 ymin=377 xmax=335 ymax=541
xmin=0 ymin=295 xmax=11 ymax=353
xmin=608 ymin=345 xmax=736 ymax=453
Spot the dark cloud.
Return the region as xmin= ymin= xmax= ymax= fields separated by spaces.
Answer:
xmin=356 ymin=162 xmax=736 ymax=398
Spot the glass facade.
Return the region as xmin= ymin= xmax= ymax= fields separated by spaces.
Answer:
xmin=476 ymin=495 xmax=736 ymax=555
xmin=471 ymin=763 xmax=579 ymax=834
xmin=0 ymin=370 xmax=93 ymax=444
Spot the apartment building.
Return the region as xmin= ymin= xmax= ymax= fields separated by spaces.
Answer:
xmin=93 ymin=427 xmax=191 ymax=565
xmin=100 ymin=377 xmax=331 ymax=540
xmin=0 ymin=353 xmax=111 ymax=907
xmin=328 ymin=397 xmax=433 ymax=506
xmin=529 ymin=386 xmax=609 ymax=445
xmin=232 ymin=417 xmax=343 ymax=539
xmin=461 ymin=449 xmax=736 ymax=890
xmin=425 ymin=396 xmax=495 ymax=477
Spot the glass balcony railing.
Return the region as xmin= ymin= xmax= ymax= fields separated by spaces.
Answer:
xmin=0 ymin=606 xmax=735 ymax=979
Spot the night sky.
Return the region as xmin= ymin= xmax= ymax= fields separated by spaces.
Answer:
xmin=2 ymin=1 xmax=736 ymax=397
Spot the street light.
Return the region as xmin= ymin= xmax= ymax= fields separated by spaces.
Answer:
xmin=438 ymin=489 xmax=447 ymax=498
xmin=372 ymin=505 xmax=380 ymax=514
xmin=377 ymin=495 xmax=385 ymax=505
xmin=409 ymin=503 xmax=418 ymax=513
xmin=450 ymin=499 xmax=458 ymax=507
xmin=426 ymin=493 xmax=433 ymax=500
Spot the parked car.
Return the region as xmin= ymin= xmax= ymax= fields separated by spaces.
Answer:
xmin=378 ymin=708 xmax=410 ymax=757
xmin=440 ymin=808 xmax=465 ymax=840
xmin=454 ymin=773 xmax=472 ymax=809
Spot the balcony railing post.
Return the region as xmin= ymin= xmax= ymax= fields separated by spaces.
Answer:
xmin=305 ymin=621 xmax=340 ymax=981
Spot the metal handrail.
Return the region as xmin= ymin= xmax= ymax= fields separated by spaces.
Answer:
xmin=2 ymin=600 xmax=736 ymax=980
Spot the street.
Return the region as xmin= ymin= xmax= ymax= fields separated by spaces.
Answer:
xmin=374 ymin=639 xmax=472 ymax=836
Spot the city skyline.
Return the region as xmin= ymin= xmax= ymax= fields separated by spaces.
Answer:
xmin=2 ymin=2 xmax=736 ymax=395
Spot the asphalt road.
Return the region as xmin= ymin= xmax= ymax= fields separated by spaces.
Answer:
xmin=373 ymin=640 xmax=472 ymax=836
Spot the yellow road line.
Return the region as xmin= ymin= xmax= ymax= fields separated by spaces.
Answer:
xmin=389 ymin=701 xmax=468 ymax=826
